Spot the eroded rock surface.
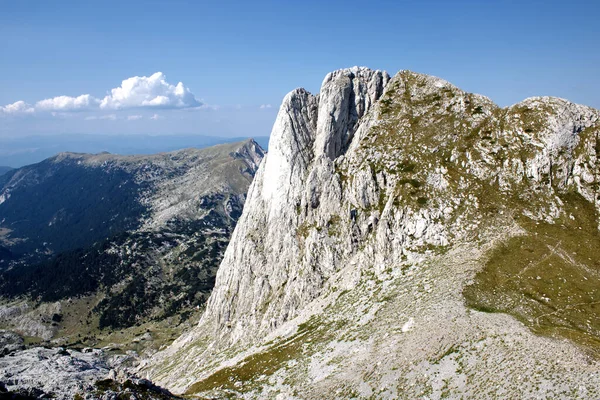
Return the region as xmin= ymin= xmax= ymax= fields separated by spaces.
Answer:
xmin=146 ymin=68 xmax=600 ymax=397
xmin=0 ymin=345 xmax=179 ymax=399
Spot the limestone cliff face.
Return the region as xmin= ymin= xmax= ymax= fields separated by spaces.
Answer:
xmin=203 ymin=68 xmax=599 ymax=346
xmin=147 ymin=68 xmax=600 ymax=398
xmin=202 ymin=67 xmax=391 ymax=343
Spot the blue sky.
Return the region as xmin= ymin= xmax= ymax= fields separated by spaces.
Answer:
xmin=1 ymin=0 xmax=599 ymax=139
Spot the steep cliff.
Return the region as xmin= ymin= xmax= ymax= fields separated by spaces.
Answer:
xmin=146 ymin=68 xmax=600 ymax=398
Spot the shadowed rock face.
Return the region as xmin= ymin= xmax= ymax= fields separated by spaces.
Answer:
xmin=147 ymin=68 xmax=600 ymax=398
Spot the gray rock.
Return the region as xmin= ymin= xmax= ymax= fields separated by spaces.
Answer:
xmin=0 ymin=346 xmax=179 ymax=399
xmin=0 ymin=347 xmax=109 ymax=397
xmin=139 ymin=68 xmax=600 ymax=397
xmin=0 ymin=330 xmax=24 ymax=356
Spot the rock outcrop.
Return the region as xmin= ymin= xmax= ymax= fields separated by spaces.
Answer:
xmin=204 ymin=67 xmax=391 ymax=343
xmin=146 ymin=68 xmax=600 ymax=398
xmin=0 ymin=346 xmax=179 ymax=399
xmin=0 ymin=347 xmax=110 ymax=398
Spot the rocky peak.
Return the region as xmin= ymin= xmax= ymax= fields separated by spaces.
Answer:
xmin=146 ymin=68 xmax=600 ymax=397
xmin=261 ymin=68 xmax=389 ymax=205
xmin=260 ymin=87 xmax=318 ymax=207
xmin=315 ymin=67 xmax=390 ymax=160
xmin=215 ymin=69 xmax=599 ymax=336
xmin=507 ymin=96 xmax=598 ymax=152
xmin=229 ymin=139 xmax=265 ymax=171
xmin=198 ymin=68 xmax=390 ymax=343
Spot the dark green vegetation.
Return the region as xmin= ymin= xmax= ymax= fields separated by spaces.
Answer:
xmin=0 ymin=247 xmax=13 ymax=265
xmin=0 ymin=157 xmax=147 ymax=265
xmin=464 ymin=193 xmax=600 ymax=354
xmin=0 ymin=388 xmax=38 ymax=399
xmin=0 ymin=141 xmax=263 ymax=340
xmin=0 ymin=200 xmax=234 ymax=331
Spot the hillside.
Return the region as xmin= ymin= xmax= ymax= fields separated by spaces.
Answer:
xmin=0 ymin=140 xmax=264 ymax=349
xmin=143 ymin=68 xmax=600 ymax=398
xmin=0 ymin=167 xmax=12 ymax=176
xmin=0 ymin=134 xmax=270 ymax=168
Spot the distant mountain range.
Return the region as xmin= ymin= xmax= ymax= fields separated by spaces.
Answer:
xmin=0 ymin=134 xmax=269 ymax=168
xmin=0 ymin=166 xmax=13 ymax=176
xmin=0 ymin=139 xmax=264 ymax=351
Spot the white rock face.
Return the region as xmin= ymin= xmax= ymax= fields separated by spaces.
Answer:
xmin=145 ymin=68 xmax=600 ymax=398
xmin=203 ymin=67 xmax=390 ymax=344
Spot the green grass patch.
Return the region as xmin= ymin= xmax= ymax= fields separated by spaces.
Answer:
xmin=296 ymin=221 xmax=312 ymax=240
xmin=185 ymin=318 xmax=320 ymax=395
xmin=464 ymin=192 xmax=600 ymax=354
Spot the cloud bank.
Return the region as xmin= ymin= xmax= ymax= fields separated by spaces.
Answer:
xmin=36 ymin=94 xmax=98 ymax=112
xmin=100 ymin=72 xmax=201 ymax=110
xmin=0 ymin=72 xmax=202 ymax=116
xmin=0 ymin=101 xmax=35 ymax=114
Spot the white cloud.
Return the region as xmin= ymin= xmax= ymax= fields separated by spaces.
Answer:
xmin=36 ymin=94 xmax=98 ymax=111
xmin=0 ymin=100 xmax=35 ymax=114
xmin=100 ymin=72 xmax=201 ymax=110
xmin=1 ymin=72 xmax=204 ymax=121
xmin=259 ymin=104 xmax=272 ymax=109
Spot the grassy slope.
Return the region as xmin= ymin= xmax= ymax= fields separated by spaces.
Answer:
xmin=464 ymin=193 xmax=600 ymax=354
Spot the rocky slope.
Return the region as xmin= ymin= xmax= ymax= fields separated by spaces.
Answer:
xmin=0 ymin=140 xmax=264 ymax=346
xmin=144 ymin=67 xmax=600 ymax=398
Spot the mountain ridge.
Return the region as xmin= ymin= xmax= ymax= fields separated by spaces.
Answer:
xmin=0 ymin=134 xmax=270 ymax=168
xmin=0 ymin=139 xmax=263 ymax=262
xmin=143 ymin=67 xmax=600 ymax=398
xmin=0 ymin=139 xmax=264 ymax=351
